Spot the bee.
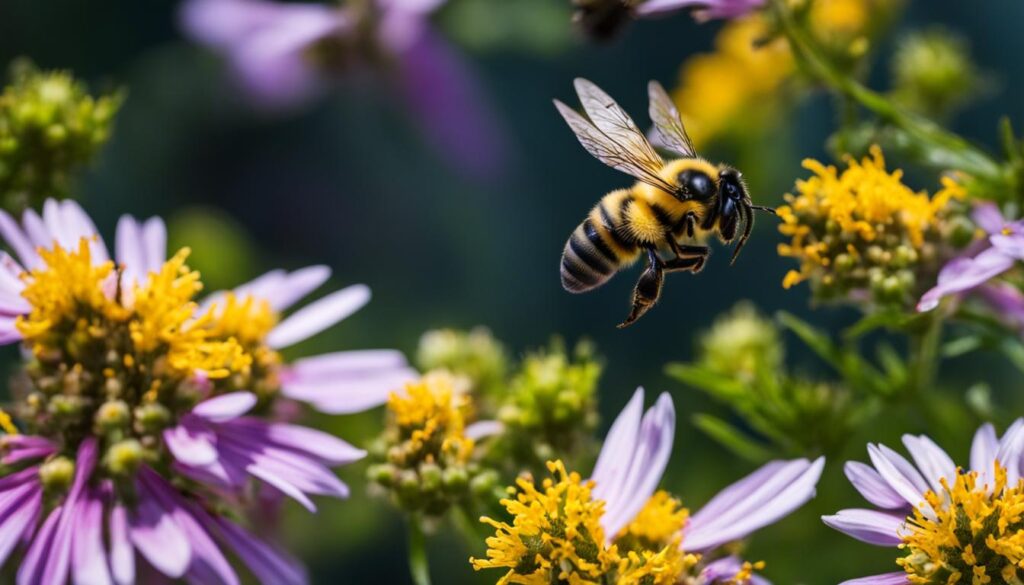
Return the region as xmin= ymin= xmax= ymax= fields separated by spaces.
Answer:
xmin=554 ymin=78 xmax=776 ymax=327
xmin=572 ymin=0 xmax=634 ymax=41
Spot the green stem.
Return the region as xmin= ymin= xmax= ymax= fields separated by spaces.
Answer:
xmin=908 ymin=310 xmax=942 ymax=397
xmin=407 ymin=518 xmax=432 ymax=585
xmin=771 ymin=0 xmax=1007 ymax=187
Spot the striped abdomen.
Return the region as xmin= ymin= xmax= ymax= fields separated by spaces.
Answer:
xmin=561 ymin=190 xmax=639 ymax=293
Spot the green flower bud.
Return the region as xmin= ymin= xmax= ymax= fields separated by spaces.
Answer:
xmin=95 ymin=400 xmax=130 ymax=430
xmin=106 ymin=439 xmax=144 ymax=476
xmin=419 ymin=462 xmax=443 ymax=493
xmin=134 ymin=403 xmax=170 ymax=433
xmin=416 ymin=328 xmax=507 ymax=395
xmin=892 ymin=28 xmax=982 ymax=119
xmin=367 ymin=463 xmax=396 ymax=487
xmin=441 ymin=466 xmax=469 ymax=492
xmin=470 ymin=469 xmax=499 ymax=497
xmin=39 ymin=456 xmax=74 ymax=492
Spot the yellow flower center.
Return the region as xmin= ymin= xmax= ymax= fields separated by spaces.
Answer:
xmin=473 ymin=470 xmax=696 ymax=585
xmin=900 ymin=463 xmax=1024 ymax=584
xmin=387 ymin=371 xmax=474 ymax=465
xmin=777 ymin=145 xmax=964 ymax=291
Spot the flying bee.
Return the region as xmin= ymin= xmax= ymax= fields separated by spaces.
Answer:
xmin=554 ymin=78 xmax=776 ymax=328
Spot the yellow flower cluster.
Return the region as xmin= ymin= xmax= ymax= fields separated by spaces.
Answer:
xmin=777 ymin=146 xmax=964 ymax=303
xmin=899 ymin=463 xmax=1024 ymax=584
xmin=672 ymin=14 xmax=793 ymax=148
xmin=473 ymin=466 xmax=696 ymax=585
xmin=387 ymin=371 xmax=475 ymax=465
xmin=17 ymin=239 xmax=249 ymax=378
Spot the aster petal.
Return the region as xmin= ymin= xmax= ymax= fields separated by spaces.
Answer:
xmin=821 ymin=509 xmax=905 ymax=546
xmin=700 ymin=555 xmax=770 ymax=585
xmin=267 ymin=284 xmax=370 ymax=349
xmin=164 ymin=419 xmax=220 ymax=466
xmin=994 ymin=418 xmax=1024 ymax=483
xmin=115 ymin=216 xmax=145 ymax=284
xmin=72 ymin=490 xmax=112 ymax=585
xmin=634 ymin=0 xmax=703 ymax=16
xmin=599 ymin=392 xmax=675 ymax=539
xmin=844 ymin=461 xmax=907 ymax=510
xmin=60 ymin=200 xmax=108 ymax=263
xmin=0 ymin=209 xmax=40 ymax=268
xmin=685 ymin=457 xmax=824 ymax=552
xmin=971 ymin=422 xmax=999 ymax=475
xmin=901 ymin=435 xmax=956 ymax=494
xmin=35 ymin=438 xmax=98 ymax=585
xmin=222 ymin=418 xmax=366 ymax=465
xmin=192 ymin=392 xmax=257 ymax=422
xmin=973 ymin=203 xmax=1006 ymax=234
xmin=0 ymin=483 xmax=42 ymax=567
xmin=17 ymin=505 xmax=63 ymax=585
xmin=465 ymin=420 xmax=504 ymax=440
xmin=590 ymin=387 xmax=644 ymax=499
xmin=262 ymin=265 xmax=331 ymax=311
xmin=209 ymin=516 xmax=307 ymax=585
xmin=992 ymin=232 xmax=1024 ymax=259
xmin=108 ymin=504 xmax=134 ymax=585
xmin=280 ymin=365 xmax=416 ymax=414
xmin=128 ymin=481 xmax=192 ymax=578
xmin=141 ymin=217 xmax=167 ymax=274
xmin=867 ymin=444 xmax=929 ymax=509
xmin=839 ymin=573 xmax=911 ymax=585
xmin=22 ymin=208 xmax=52 ymax=250
xmin=917 ymin=247 xmax=1016 ymax=311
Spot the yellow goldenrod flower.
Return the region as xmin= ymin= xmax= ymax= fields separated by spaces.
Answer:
xmin=777 ymin=145 xmax=965 ymax=304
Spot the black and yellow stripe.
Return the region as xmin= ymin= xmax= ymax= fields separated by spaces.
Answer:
xmin=561 ymin=189 xmax=640 ymax=293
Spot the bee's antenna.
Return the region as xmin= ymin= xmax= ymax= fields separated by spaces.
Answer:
xmin=751 ymin=205 xmax=777 ymax=215
xmin=730 ymin=202 xmax=754 ymax=265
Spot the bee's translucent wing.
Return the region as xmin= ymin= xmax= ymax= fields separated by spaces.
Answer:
xmin=647 ymin=80 xmax=695 ymax=159
xmin=555 ymin=79 xmax=677 ymax=194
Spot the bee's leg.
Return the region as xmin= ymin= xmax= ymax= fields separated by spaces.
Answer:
xmin=619 ymin=248 xmax=665 ymax=328
xmin=666 ymin=239 xmax=709 ymax=273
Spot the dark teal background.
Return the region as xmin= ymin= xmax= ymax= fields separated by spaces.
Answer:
xmin=4 ymin=1 xmax=1024 ymax=582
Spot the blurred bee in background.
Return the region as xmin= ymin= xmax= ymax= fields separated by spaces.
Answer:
xmin=554 ymin=78 xmax=776 ymax=327
xmin=572 ymin=0 xmax=635 ymax=40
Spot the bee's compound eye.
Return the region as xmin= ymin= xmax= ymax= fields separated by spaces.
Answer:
xmin=677 ymin=170 xmax=714 ymax=201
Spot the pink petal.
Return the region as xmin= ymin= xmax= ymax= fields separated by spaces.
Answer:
xmin=128 ymin=490 xmax=192 ymax=578
xmin=192 ymin=392 xmax=257 ymax=422
xmin=72 ymin=491 xmax=112 ymax=585
xmin=821 ymin=509 xmax=905 ymax=546
xmin=109 ymin=505 xmax=135 ymax=585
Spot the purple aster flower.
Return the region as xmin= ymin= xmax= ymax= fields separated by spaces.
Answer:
xmin=0 ymin=198 xmax=413 ymax=583
xmin=918 ymin=203 xmax=1024 ymax=312
xmin=180 ymin=0 xmax=506 ymax=177
xmin=635 ymin=0 xmax=765 ymax=21
xmin=823 ymin=421 xmax=1024 ymax=584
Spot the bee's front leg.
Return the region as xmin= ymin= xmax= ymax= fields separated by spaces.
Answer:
xmin=619 ymin=247 xmax=665 ymax=328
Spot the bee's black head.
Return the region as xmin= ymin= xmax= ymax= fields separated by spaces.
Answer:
xmin=716 ymin=168 xmax=747 ymax=242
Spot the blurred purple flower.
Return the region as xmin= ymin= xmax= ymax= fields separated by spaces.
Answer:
xmin=635 ymin=0 xmax=765 ymax=21
xmin=918 ymin=203 xmax=1024 ymax=312
xmin=823 ymin=421 xmax=1024 ymax=585
xmin=180 ymin=0 xmax=506 ymax=177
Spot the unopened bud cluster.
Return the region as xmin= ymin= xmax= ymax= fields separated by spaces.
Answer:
xmin=891 ymin=28 xmax=981 ymax=119
xmin=368 ymin=371 xmax=497 ymax=517
xmin=416 ymin=327 xmax=507 ymax=397
xmin=0 ymin=60 xmax=122 ymax=211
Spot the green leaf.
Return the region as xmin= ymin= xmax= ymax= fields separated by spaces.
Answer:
xmin=777 ymin=311 xmax=841 ymax=367
xmin=664 ymin=363 xmax=749 ymax=401
xmin=692 ymin=414 xmax=773 ymax=464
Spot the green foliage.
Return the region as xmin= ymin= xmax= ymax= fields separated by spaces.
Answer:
xmin=0 ymin=60 xmax=122 ymax=212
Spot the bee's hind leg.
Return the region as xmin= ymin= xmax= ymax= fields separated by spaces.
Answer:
xmin=619 ymin=247 xmax=705 ymax=328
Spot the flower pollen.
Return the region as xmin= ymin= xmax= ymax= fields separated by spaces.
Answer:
xmin=899 ymin=462 xmax=1024 ymax=584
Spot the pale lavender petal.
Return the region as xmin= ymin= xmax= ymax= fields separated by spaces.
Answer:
xmin=109 ymin=504 xmax=135 ymax=585
xmin=18 ymin=505 xmax=62 ymax=585
xmin=141 ymin=218 xmax=167 ymax=274
xmin=637 ymin=0 xmax=765 ymax=19
xmin=192 ymin=392 xmax=257 ymax=422
xmin=971 ymin=422 xmax=998 ymax=475
xmin=686 ymin=461 xmax=789 ymax=532
xmin=72 ymin=490 xmax=112 ymax=585
xmin=164 ymin=421 xmax=219 ymax=466
xmin=685 ymin=457 xmax=824 ymax=552
xmin=396 ymin=28 xmax=507 ymax=178
xmin=280 ymin=368 xmax=417 ymax=414
xmin=22 ymin=208 xmax=52 ymax=250
xmin=634 ymin=0 xmax=703 ymax=16
xmin=0 ymin=209 xmax=39 ymax=268
xmin=37 ymin=438 xmax=98 ymax=585
xmin=180 ymin=0 xmax=285 ymax=48
xmin=992 ymin=232 xmax=1024 ymax=259
xmin=283 ymin=349 xmax=409 ymax=380
xmin=209 ymin=516 xmax=307 ymax=585
xmin=267 ymin=284 xmax=370 ymax=349
xmin=116 ymin=216 xmax=145 ymax=284
xmin=222 ymin=418 xmax=366 ymax=465
xmin=465 ymin=420 xmax=504 ymax=440
xmin=262 ymin=266 xmax=331 ymax=311
xmin=590 ymin=387 xmax=644 ymax=500
xmin=599 ymin=392 xmax=675 ymax=539
xmin=901 ymin=435 xmax=956 ymax=494
xmin=867 ymin=444 xmax=928 ymax=509
xmin=0 ymin=483 xmax=42 ymax=566
xmin=977 ymin=282 xmax=1024 ymax=328
xmin=821 ymin=509 xmax=905 ymax=546
xmin=700 ymin=556 xmax=770 ymax=585
xmin=839 ymin=573 xmax=910 ymax=585
xmin=918 ymin=247 xmax=1016 ymax=311
xmin=60 ymin=200 xmax=108 ymax=263
xmin=995 ymin=418 xmax=1024 ymax=483
xmin=973 ymin=203 xmax=1006 ymax=234
xmin=128 ymin=485 xmax=192 ymax=578
xmin=844 ymin=462 xmax=907 ymax=510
